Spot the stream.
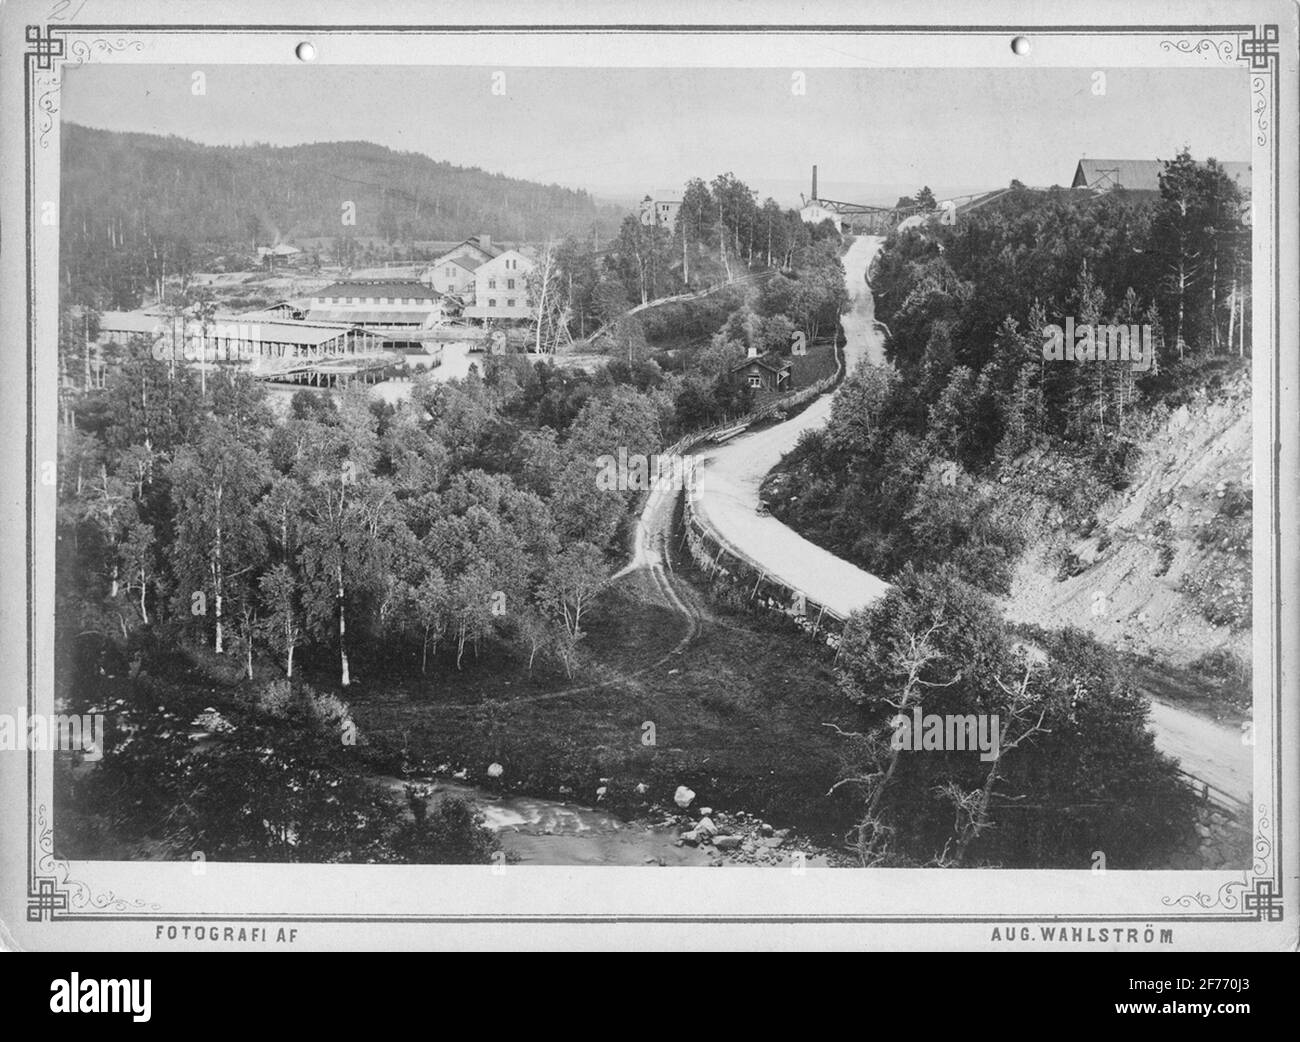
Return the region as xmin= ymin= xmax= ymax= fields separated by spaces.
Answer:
xmin=384 ymin=776 xmax=718 ymax=866
xmin=383 ymin=776 xmax=834 ymax=867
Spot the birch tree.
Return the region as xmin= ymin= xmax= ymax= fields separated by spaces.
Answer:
xmin=294 ymin=399 xmax=391 ymax=687
xmin=169 ymin=419 xmax=270 ymax=655
xmin=258 ymin=563 xmax=303 ymax=679
xmin=528 ymin=239 xmax=568 ymax=355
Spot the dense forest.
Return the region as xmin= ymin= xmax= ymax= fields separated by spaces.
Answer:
xmin=59 ymin=122 xmax=623 ymax=308
xmin=56 ymin=361 xmax=664 ymax=862
xmin=529 ymin=173 xmax=845 ymax=348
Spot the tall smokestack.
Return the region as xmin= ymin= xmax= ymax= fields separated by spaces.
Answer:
xmin=812 ymin=165 xmax=818 ymax=202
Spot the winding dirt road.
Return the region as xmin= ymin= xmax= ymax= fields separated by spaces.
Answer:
xmin=687 ymin=236 xmax=892 ymax=619
xmin=1145 ymin=699 xmax=1251 ymax=809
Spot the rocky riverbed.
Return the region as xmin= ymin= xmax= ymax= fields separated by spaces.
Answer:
xmin=390 ymin=774 xmax=841 ymax=867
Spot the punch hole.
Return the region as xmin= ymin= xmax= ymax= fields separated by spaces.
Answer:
xmin=1011 ymin=36 xmax=1030 ymax=56
xmin=296 ymin=42 xmax=316 ymax=62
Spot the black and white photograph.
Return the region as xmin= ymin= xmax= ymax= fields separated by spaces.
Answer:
xmin=0 ymin=0 xmax=1295 ymax=954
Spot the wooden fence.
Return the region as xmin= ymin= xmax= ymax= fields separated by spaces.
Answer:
xmin=680 ymin=493 xmax=847 ymax=650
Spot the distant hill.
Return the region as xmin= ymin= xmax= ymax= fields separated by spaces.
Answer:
xmin=62 ymin=121 xmax=621 ymax=247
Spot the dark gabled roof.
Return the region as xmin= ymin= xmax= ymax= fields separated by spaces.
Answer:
xmin=435 ymin=236 xmax=504 ymax=261
xmin=732 ymin=352 xmax=792 ymax=375
xmin=240 ymin=300 xmax=300 ymax=316
xmin=451 ymin=257 xmax=480 ymax=273
xmin=312 ymin=280 xmax=442 ymax=300
xmin=1071 ymin=158 xmax=1252 ymax=193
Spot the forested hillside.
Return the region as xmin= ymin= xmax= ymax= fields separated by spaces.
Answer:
xmin=59 ymin=122 xmax=622 ymax=307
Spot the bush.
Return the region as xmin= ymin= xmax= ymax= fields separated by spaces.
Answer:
xmin=392 ymin=793 xmax=499 ymax=864
xmin=1181 ymin=557 xmax=1252 ymax=630
xmin=1052 ymin=546 xmax=1087 ymax=581
xmin=1196 ymin=483 xmax=1251 ymax=559
xmin=1152 ymin=518 xmax=1175 ymax=577
xmin=1189 ymin=647 xmax=1251 ymax=691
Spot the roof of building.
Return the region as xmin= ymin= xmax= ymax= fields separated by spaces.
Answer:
xmin=206 ymin=315 xmax=367 ymax=346
xmin=99 ymin=311 xmax=166 ymax=335
xmin=434 ymin=235 xmax=505 ymax=261
xmin=257 ymin=243 xmax=301 ymax=256
xmin=476 ymin=247 xmax=535 ymax=268
xmin=450 ymin=257 xmax=480 ymax=273
xmin=219 ymin=322 xmax=355 ymax=347
xmin=240 ymin=300 xmax=302 ymax=317
xmin=1072 ymin=158 xmax=1252 ymax=193
xmin=312 ymin=280 xmax=443 ymax=300
xmin=732 ymin=352 xmax=792 ymax=375
xmin=347 ymin=266 xmax=425 ymax=280
xmin=102 ymin=312 xmax=366 ymax=347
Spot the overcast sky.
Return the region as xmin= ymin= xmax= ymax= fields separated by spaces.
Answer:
xmin=62 ymin=64 xmax=1251 ymax=206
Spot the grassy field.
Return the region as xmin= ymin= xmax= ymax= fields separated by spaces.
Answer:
xmin=789 ymin=341 xmax=840 ymax=388
xmin=344 ymin=572 xmax=863 ymax=839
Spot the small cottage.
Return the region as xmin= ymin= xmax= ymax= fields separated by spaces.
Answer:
xmin=731 ymin=348 xmax=793 ymax=395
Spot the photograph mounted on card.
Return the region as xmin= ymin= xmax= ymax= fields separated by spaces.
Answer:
xmin=0 ymin=0 xmax=1295 ymax=951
